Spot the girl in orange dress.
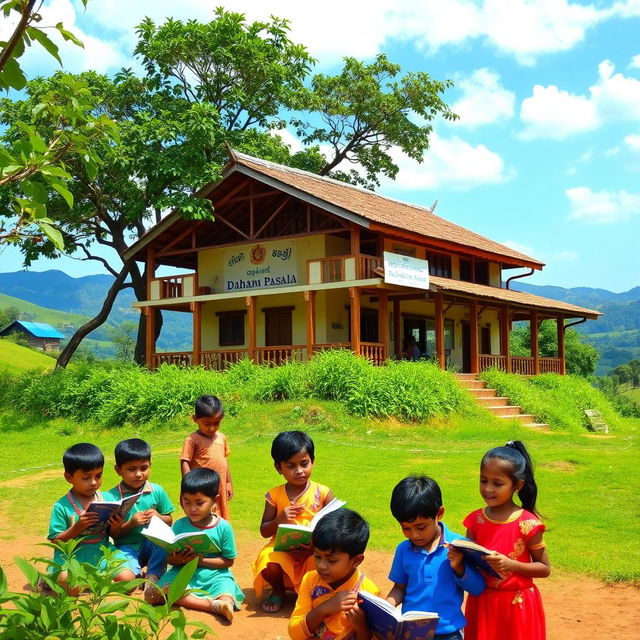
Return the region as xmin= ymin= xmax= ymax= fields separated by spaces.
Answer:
xmin=180 ymin=395 xmax=233 ymax=521
xmin=252 ymin=431 xmax=334 ymax=613
xmin=462 ymin=441 xmax=550 ymax=640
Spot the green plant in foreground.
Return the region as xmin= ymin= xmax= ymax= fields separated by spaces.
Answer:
xmin=0 ymin=541 xmax=212 ymax=639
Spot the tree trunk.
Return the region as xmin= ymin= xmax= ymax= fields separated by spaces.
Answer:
xmin=133 ymin=308 xmax=163 ymax=365
xmin=56 ymin=267 xmax=129 ymax=369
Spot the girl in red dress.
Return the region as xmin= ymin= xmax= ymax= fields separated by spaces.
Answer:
xmin=462 ymin=441 xmax=550 ymax=640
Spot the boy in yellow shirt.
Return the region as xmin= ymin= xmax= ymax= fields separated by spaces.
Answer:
xmin=288 ymin=508 xmax=379 ymax=640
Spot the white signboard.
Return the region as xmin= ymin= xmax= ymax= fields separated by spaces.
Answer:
xmin=224 ymin=240 xmax=298 ymax=291
xmin=383 ymin=251 xmax=430 ymax=290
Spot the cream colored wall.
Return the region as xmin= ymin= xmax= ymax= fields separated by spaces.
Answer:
xmin=322 ymin=290 xmax=351 ymax=344
xmin=201 ymin=300 xmax=247 ymax=351
xmin=324 ymin=234 xmax=350 ymax=256
xmin=489 ymin=262 xmax=502 ymax=287
xmin=451 ymin=255 xmax=460 ymax=279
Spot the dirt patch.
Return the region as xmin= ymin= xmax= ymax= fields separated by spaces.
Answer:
xmin=539 ymin=461 xmax=578 ymax=473
xmin=582 ymin=434 xmax=616 ymax=439
xmin=0 ymin=468 xmax=60 ymax=488
xmin=0 ymin=519 xmax=637 ymax=640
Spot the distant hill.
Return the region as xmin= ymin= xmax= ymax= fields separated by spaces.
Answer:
xmin=0 ymin=292 xmax=88 ymax=329
xmin=0 ymin=341 xmax=56 ymax=374
xmin=0 ymin=270 xmax=637 ymax=372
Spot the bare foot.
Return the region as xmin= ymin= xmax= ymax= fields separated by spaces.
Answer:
xmin=211 ymin=599 xmax=234 ymax=621
xmin=261 ymin=591 xmax=284 ymax=613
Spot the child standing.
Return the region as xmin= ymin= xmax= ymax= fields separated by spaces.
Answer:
xmin=252 ymin=430 xmax=334 ymax=613
xmin=47 ymin=443 xmax=134 ymax=593
xmin=387 ymin=475 xmax=485 ymax=640
xmin=180 ymin=395 xmax=233 ymax=520
xmin=463 ymin=441 xmax=550 ymax=640
xmin=145 ymin=468 xmax=244 ymax=621
xmin=289 ymin=509 xmax=379 ymax=640
xmin=106 ymin=438 xmax=174 ymax=586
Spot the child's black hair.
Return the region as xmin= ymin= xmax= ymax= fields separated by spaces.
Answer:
xmin=482 ymin=440 xmax=538 ymax=514
xmin=194 ymin=395 xmax=224 ymax=418
xmin=390 ymin=475 xmax=442 ymax=522
xmin=271 ymin=430 xmax=315 ymax=465
xmin=311 ymin=508 xmax=369 ymax=557
xmin=114 ymin=438 xmax=151 ymax=466
xmin=63 ymin=443 xmax=104 ymax=475
xmin=181 ymin=468 xmax=220 ymax=500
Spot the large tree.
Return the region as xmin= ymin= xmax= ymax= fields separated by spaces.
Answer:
xmin=1 ymin=8 xmax=457 ymax=366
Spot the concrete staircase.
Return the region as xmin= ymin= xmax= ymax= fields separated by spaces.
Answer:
xmin=455 ymin=373 xmax=548 ymax=429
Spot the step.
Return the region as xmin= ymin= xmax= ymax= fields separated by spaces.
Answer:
xmin=457 ymin=379 xmax=487 ymax=389
xmin=497 ymin=413 xmax=536 ymax=423
xmin=485 ymin=405 xmax=523 ymax=416
xmin=523 ymin=422 xmax=550 ymax=429
xmin=475 ymin=396 xmax=509 ymax=406
xmin=466 ymin=387 xmax=496 ymax=398
xmin=455 ymin=373 xmax=479 ymax=380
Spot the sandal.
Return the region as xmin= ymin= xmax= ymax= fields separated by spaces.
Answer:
xmin=261 ymin=592 xmax=284 ymax=613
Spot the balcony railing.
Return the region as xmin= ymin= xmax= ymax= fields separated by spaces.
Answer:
xmin=539 ymin=357 xmax=562 ymax=374
xmin=511 ymin=356 xmax=535 ymax=376
xmin=201 ymin=349 xmax=249 ymax=371
xmin=255 ymin=345 xmax=306 ymax=366
xmin=479 ymin=354 xmax=507 ymax=371
xmin=307 ymin=254 xmax=382 ymax=285
xmin=153 ymin=352 xmax=193 ymax=367
xmin=150 ymin=274 xmax=198 ymax=300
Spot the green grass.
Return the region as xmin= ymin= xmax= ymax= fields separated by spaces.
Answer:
xmin=0 ymin=341 xmax=56 ymax=374
xmin=620 ymin=385 xmax=640 ymax=404
xmin=0 ymin=401 xmax=638 ymax=584
xmin=0 ymin=292 xmax=87 ymax=326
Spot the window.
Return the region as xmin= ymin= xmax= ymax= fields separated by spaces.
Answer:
xmin=428 ymin=252 xmax=452 ymax=278
xmin=425 ymin=319 xmax=455 ymax=356
xmin=460 ymin=258 xmax=472 ymax=282
xmin=361 ymin=308 xmax=379 ymax=343
xmin=475 ymin=261 xmax=489 ymax=285
xmin=216 ymin=310 xmax=246 ymax=346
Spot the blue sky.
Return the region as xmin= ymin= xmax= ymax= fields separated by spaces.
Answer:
xmin=1 ymin=0 xmax=639 ymax=292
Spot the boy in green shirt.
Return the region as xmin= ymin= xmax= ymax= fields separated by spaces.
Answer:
xmin=106 ymin=438 xmax=174 ymax=585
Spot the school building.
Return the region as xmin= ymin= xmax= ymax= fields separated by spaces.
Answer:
xmin=125 ymin=149 xmax=600 ymax=375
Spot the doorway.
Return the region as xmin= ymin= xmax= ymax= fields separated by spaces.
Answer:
xmin=461 ymin=322 xmax=471 ymax=373
xmin=264 ymin=307 xmax=293 ymax=346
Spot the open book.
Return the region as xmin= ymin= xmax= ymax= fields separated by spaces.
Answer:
xmin=84 ymin=490 xmax=144 ymax=533
xmin=449 ymin=539 xmax=502 ymax=579
xmin=141 ymin=515 xmax=221 ymax=554
xmin=358 ymin=590 xmax=439 ymax=640
xmin=273 ymin=498 xmax=346 ymax=552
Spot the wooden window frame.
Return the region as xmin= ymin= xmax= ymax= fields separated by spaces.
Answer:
xmin=216 ymin=309 xmax=246 ymax=347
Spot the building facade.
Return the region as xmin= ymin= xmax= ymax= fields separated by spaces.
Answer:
xmin=125 ymin=150 xmax=600 ymax=374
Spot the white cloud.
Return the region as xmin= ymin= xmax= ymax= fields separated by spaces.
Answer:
xmin=451 ymin=69 xmax=515 ymax=127
xmin=631 ymin=54 xmax=640 ymax=68
xmin=553 ymin=249 xmax=579 ymax=261
xmin=502 ymin=241 xmax=579 ymax=263
xmin=566 ymin=186 xmax=640 ymax=223
xmin=382 ymin=133 xmax=512 ymax=191
xmin=624 ymin=134 xmax=640 ymax=151
xmin=520 ymin=60 xmax=640 ymax=139
xmin=503 ymin=240 xmax=537 ymax=256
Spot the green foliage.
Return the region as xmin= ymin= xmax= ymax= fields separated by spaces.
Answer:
xmin=0 ymin=340 xmax=55 ymax=373
xmin=0 ymin=541 xmax=210 ymax=639
xmin=479 ymin=368 xmax=624 ymax=431
xmin=0 ymin=351 xmax=472 ymax=425
xmin=510 ymin=320 xmax=600 ymax=377
xmin=106 ymin=321 xmax=137 ymax=363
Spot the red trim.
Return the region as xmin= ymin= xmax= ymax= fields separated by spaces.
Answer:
xmin=188 ymin=514 xmax=220 ymax=530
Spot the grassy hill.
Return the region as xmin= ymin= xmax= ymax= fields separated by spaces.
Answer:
xmin=0 ymin=292 xmax=87 ymax=328
xmin=0 ymin=341 xmax=56 ymax=373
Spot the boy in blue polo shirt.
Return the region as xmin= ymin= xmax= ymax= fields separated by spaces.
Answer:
xmin=386 ymin=475 xmax=485 ymax=640
xmin=106 ymin=439 xmax=174 ymax=585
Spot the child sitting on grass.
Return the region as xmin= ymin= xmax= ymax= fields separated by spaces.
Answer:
xmin=47 ymin=442 xmax=134 ymax=594
xmin=144 ymin=468 xmax=243 ymax=621
xmin=106 ymin=438 xmax=174 ymax=589
xmin=288 ymin=508 xmax=379 ymax=640
xmin=252 ymin=430 xmax=335 ymax=613
xmin=180 ymin=395 xmax=233 ymax=520
xmin=386 ymin=475 xmax=485 ymax=640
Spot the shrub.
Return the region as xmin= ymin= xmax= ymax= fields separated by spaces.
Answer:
xmin=306 ymin=349 xmax=372 ymax=401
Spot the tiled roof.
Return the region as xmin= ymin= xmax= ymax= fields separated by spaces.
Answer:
xmin=228 ymin=151 xmax=544 ymax=268
xmin=0 ymin=320 xmax=64 ymax=338
xmin=429 ymin=276 xmax=601 ymax=318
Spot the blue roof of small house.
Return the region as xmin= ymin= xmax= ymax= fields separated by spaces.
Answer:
xmin=0 ymin=320 xmax=64 ymax=339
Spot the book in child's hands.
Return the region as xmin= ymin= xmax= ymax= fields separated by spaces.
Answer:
xmin=84 ymin=490 xmax=144 ymax=533
xmin=141 ymin=515 xmax=221 ymax=554
xmin=273 ymin=497 xmax=346 ymax=552
xmin=357 ymin=590 xmax=439 ymax=640
xmin=448 ymin=538 xmax=502 ymax=579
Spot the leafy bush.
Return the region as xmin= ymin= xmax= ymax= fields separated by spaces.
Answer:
xmin=306 ymin=349 xmax=372 ymax=401
xmin=479 ymin=368 xmax=624 ymax=431
xmin=0 ymin=541 xmax=210 ymax=639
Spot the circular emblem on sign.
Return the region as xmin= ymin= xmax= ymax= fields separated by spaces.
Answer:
xmin=250 ymin=244 xmax=266 ymax=264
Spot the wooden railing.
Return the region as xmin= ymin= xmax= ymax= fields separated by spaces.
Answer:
xmin=255 ymin=345 xmax=306 ymax=366
xmin=312 ymin=343 xmax=350 ymax=353
xmin=151 ymin=273 xmax=198 ymax=300
xmin=511 ymin=356 xmax=535 ymax=375
xmin=201 ymin=349 xmax=249 ymax=371
xmin=321 ymin=257 xmax=345 ymax=283
xmin=358 ymin=255 xmax=383 ymax=279
xmin=479 ymin=354 xmax=507 ymax=371
xmin=539 ymin=357 xmax=562 ymax=374
xmin=153 ymin=352 xmax=193 ymax=367
xmin=360 ymin=342 xmax=385 ymax=365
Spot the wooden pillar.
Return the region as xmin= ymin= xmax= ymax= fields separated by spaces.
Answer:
xmin=350 ymin=226 xmax=360 ymax=255
xmin=393 ymin=299 xmax=401 ymax=359
xmin=144 ymin=307 xmax=156 ymax=369
xmin=469 ymin=299 xmax=479 ymax=374
xmin=434 ymin=292 xmax=446 ymax=370
xmin=557 ymin=316 xmax=566 ymax=375
xmin=246 ymin=296 xmax=256 ymax=361
xmin=379 ymin=292 xmax=389 ymax=361
xmin=349 ymin=287 xmax=361 ymax=356
xmin=192 ymin=302 xmax=201 ymax=366
xmin=305 ymin=290 xmax=316 ymax=361
xmin=500 ymin=304 xmax=511 ymax=373
xmin=531 ymin=310 xmax=539 ymax=375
